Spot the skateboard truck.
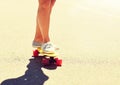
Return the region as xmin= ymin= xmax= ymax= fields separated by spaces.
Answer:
xmin=33 ymin=48 xmax=62 ymax=66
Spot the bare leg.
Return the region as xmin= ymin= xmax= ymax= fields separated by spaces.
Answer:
xmin=34 ymin=0 xmax=56 ymax=43
xmin=33 ymin=0 xmax=56 ymax=44
xmin=43 ymin=0 xmax=56 ymax=42
xmin=33 ymin=13 xmax=44 ymax=43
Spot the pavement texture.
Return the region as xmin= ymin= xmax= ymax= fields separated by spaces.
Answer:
xmin=0 ymin=0 xmax=120 ymax=85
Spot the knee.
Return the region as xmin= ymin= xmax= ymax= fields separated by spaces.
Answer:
xmin=39 ymin=0 xmax=51 ymax=9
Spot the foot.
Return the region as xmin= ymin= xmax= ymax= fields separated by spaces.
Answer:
xmin=32 ymin=41 xmax=42 ymax=48
xmin=32 ymin=41 xmax=59 ymax=51
xmin=41 ymin=42 xmax=55 ymax=53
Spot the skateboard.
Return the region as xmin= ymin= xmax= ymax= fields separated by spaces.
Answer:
xmin=32 ymin=47 xmax=62 ymax=66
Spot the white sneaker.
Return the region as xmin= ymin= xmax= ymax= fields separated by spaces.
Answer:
xmin=41 ymin=42 xmax=55 ymax=53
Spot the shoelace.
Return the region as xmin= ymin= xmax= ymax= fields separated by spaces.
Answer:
xmin=43 ymin=43 xmax=53 ymax=50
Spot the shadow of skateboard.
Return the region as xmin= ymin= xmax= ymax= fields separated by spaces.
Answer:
xmin=1 ymin=57 xmax=57 ymax=85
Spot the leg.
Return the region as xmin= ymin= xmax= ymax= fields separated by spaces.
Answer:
xmin=43 ymin=0 xmax=56 ymax=43
xmin=33 ymin=13 xmax=44 ymax=43
xmin=33 ymin=0 xmax=57 ymax=52
xmin=33 ymin=0 xmax=56 ymax=43
xmin=43 ymin=0 xmax=56 ymax=42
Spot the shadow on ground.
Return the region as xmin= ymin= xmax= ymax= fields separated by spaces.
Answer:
xmin=1 ymin=57 xmax=57 ymax=85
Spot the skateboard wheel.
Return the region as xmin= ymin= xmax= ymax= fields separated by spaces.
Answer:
xmin=55 ymin=58 xmax=58 ymax=61
xmin=56 ymin=59 xmax=62 ymax=66
xmin=33 ymin=50 xmax=39 ymax=57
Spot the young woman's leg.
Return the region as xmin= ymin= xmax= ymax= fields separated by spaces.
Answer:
xmin=43 ymin=0 xmax=56 ymax=42
xmin=33 ymin=0 xmax=56 ymax=43
xmin=37 ymin=0 xmax=51 ymax=43
xmin=33 ymin=13 xmax=44 ymax=43
xmin=33 ymin=0 xmax=57 ymax=52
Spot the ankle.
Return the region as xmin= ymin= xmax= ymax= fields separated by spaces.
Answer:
xmin=33 ymin=39 xmax=43 ymax=44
